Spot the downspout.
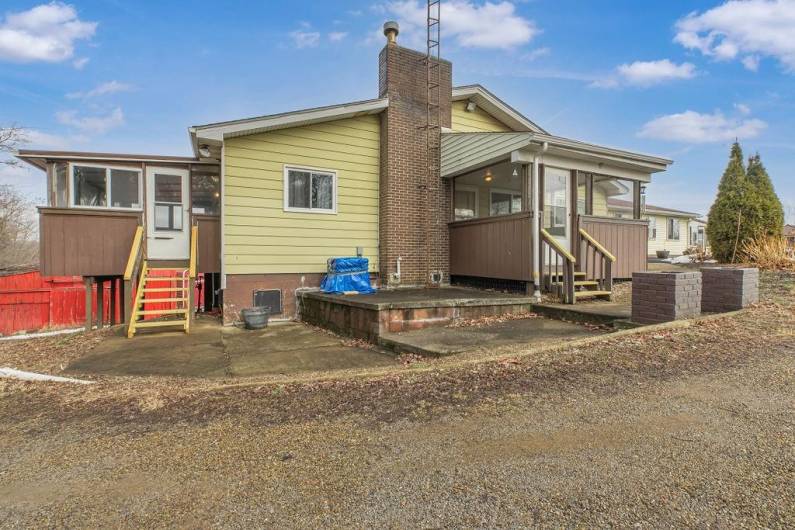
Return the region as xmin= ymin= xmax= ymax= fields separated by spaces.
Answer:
xmin=220 ymin=142 xmax=226 ymax=290
xmin=531 ymin=141 xmax=549 ymax=301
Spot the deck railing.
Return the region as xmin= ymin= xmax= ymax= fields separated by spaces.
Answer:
xmin=122 ymin=226 xmax=145 ymax=325
xmin=579 ymin=227 xmax=615 ymax=292
xmin=540 ymin=228 xmax=576 ymax=304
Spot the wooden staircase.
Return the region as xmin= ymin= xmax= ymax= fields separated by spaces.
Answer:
xmin=541 ymin=228 xmax=615 ymax=304
xmin=127 ymin=263 xmax=191 ymax=337
xmin=124 ymin=226 xmax=198 ymax=338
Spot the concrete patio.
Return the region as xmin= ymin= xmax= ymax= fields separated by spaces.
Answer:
xmin=65 ymin=320 xmax=397 ymax=378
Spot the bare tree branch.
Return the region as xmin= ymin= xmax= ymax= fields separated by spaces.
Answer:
xmin=0 ymin=125 xmax=28 ymax=167
xmin=0 ymin=184 xmax=38 ymax=269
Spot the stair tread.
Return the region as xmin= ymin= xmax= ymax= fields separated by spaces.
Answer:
xmin=143 ymin=287 xmax=188 ymax=293
xmin=133 ymin=320 xmax=188 ymax=328
xmin=144 ymin=277 xmax=185 ymax=282
xmin=137 ymin=309 xmax=188 ymax=315
xmin=574 ymin=290 xmax=612 ymax=298
xmin=552 ymin=280 xmax=600 ymax=286
xmin=139 ymin=297 xmax=187 ymax=303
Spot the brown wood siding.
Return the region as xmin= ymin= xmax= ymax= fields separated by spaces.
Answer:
xmin=38 ymin=208 xmax=141 ymax=277
xmin=578 ymin=215 xmax=648 ymax=279
xmin=195 ymin=215 xmax=221 ymax=273
xmin=449 ymin=213 xmax=533 ymax=281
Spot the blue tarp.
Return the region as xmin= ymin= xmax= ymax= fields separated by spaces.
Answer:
xmin=320 ymin=257 xmax=376 ymax=294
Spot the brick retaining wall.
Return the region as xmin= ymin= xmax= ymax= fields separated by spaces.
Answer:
xmin=701 ymin=267 xmax=759 ymax=312
xmin=632 ymin=271 xmax=702 ymax=324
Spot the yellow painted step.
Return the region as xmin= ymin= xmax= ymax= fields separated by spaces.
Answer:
xmin=139 ymin=297 xmax=187 ymax=304
xmin=142 ymin=287 xmax=188 ymax=293
xmin=132 ymin=320 xmax=187 ymax=329
xmin=574 ymin=290 xmax=612 ymax=299
xmin=136 ymin=308 xmax=188 ymax=316
xmin=144 ymin=277 xmax=185 ymax=282
xmin=148 ymin=267 xmax=187 ymax=272
xmin=574 ymin=280 xmax=600 ymax=287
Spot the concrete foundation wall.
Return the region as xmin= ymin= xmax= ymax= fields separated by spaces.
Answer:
xmin=632 ymin=271 xmax=702 ymax=324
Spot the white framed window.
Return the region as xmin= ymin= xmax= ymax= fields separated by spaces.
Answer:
xmin=647 ymin=217 xmax=657 ymax=240
xmin=283 ymin=165 xmax=337 ymax=214
xmin=70 ymin=163 xmax=142 ymax=210
xmin=454 ymin=185 xmax=478 ymax=220
xmin=667 ymin=217 xmax=680 ymax=240
xmin=489 ymin=188 xmax=522 ymax=217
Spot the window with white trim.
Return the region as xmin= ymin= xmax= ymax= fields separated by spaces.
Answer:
xmin=667 ymin=217 xmax=680 ymax=240
xmin=284 ymin=167 xmax=336 ymax=213
xmin=71 ymin=164 xmax=142 ymax=210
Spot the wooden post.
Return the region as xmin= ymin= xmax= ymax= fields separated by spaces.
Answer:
xmin=96 ymin=278 xmax=104 ymax=329
xmin=109 ymin=278 xmax=117 ymax=326
xmin=188 ymin=278 xmax=195 ymax=330
xmin=120 ymin=279 xmax=127 ymax=325
xmin=84 ymin=276 xmax=93 ymax=331
xmin=585 ymin=173 xmax=593 ymax=216
xmin=633 ymin=181 xmax=642 ymax=219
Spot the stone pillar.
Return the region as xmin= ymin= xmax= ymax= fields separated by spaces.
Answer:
xmin=378 ymin=34 xmax=452 ymax=287
xmin=632 ymin=271 xmax=702 ymax=324
xmin=701 ymin=267 xmax=759 ymax=312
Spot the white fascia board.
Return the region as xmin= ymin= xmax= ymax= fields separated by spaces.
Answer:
xmin=535 ymin=133 xmax=672 ymax=169
xmin=192 ymin=98 xmax=388 ymax=143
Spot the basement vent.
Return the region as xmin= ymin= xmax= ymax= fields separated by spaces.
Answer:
xmin=253 ymin=289 xmax=282 ymax=315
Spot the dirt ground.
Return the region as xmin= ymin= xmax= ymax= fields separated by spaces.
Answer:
xmin=0 ymin=271 xmax=793 ymax=527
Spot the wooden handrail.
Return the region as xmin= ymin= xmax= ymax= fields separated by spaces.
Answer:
xmin=579 ymin=228 xmax=616 ymax=262
xmin=123 ymin=226 xmax=144 ymax=280
xmin=189 ymin=225 xmax=198 ymax=279
xmin=540 ymin=228 xmax=577 ymax=263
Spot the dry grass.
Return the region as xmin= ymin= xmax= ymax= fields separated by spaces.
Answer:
xmin=741 ymin=236 xmax=795 ymax=271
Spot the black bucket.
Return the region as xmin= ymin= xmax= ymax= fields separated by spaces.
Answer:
xmin=240 ymin=307 xmax=270 ymax=330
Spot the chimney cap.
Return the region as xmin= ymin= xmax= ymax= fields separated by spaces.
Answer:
xmin=383 ymin=21 xmax=400 ymax=42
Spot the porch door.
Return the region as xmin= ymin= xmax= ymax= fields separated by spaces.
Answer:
xmin=146 ymin=166 xmax=190 ymax=260
xmin=543 ymin=167 xmax=571 ymax=252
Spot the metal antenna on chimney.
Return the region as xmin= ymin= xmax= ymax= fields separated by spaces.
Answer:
xmin=424 ymin=0 xmax=441 ymax=285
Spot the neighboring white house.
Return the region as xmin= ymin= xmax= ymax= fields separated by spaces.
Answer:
xmin=607 ymin=199 xmax=704 ymax=257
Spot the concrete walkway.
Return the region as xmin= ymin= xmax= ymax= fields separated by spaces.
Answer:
xmin=380 ymin=316 xmax=602 ymax=356
xmin=66 ymin=321 xmax=396 ymax=378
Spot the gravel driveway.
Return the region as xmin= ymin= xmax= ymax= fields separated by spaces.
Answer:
xmin=0 ymin=272 xmax=793 ymax=528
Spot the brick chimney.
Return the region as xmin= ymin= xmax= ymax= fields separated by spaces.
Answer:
xmin=378 ymin=21 xmax=452 ymax=287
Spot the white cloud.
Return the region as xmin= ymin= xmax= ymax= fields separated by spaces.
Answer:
xmin=674 ymin=0 xmax=795 ymax=71
xmin=22 ymin=129 xmax=70 ymax=150
xmin=734 ymin=102 xmax=751 ymax=115
xmin=638 ymin=109 xmax=767 ymax=143
xmin=289 ymin=30 xmax=321 ymax=48
xmin=380 ymin=1 xmax=538 ymax=49
xmin=520 ymin=47 xmax=550 ymax=61
xmin=592 ymin=59 xmax=697 ymax=88
xmin=66 ymin=80 xmax=133 ymax=100
xmin=616 ymin=60 xmax=697 ymax=86
xmin=56 ymin=107 xmax=124 ymax=134
xmin=72 ymin=56 xmax=89 ymax=69
xmin=0 ymin=2 xmax=97 ymax=63
xmin=328 ymin=31 xmax=349 ymax=42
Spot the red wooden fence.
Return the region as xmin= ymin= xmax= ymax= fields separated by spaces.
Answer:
xmin=0 ymin=270 xmax=207 ymax=336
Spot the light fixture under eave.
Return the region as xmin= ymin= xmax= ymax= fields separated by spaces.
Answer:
xmin=198 ymin=144 xmax=212 ymax=158
xmin=483 ymin=168 xmax=493 ymax=182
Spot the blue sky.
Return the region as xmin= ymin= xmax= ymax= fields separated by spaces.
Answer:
xmin=1 ymin=0 xmax=793 ymax=222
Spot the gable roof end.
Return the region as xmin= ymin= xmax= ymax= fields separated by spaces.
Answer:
xmin=190 ymin=97 xmax=389 ymax=157
xmin=452 ymin=84 xmax=547 ymax=134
